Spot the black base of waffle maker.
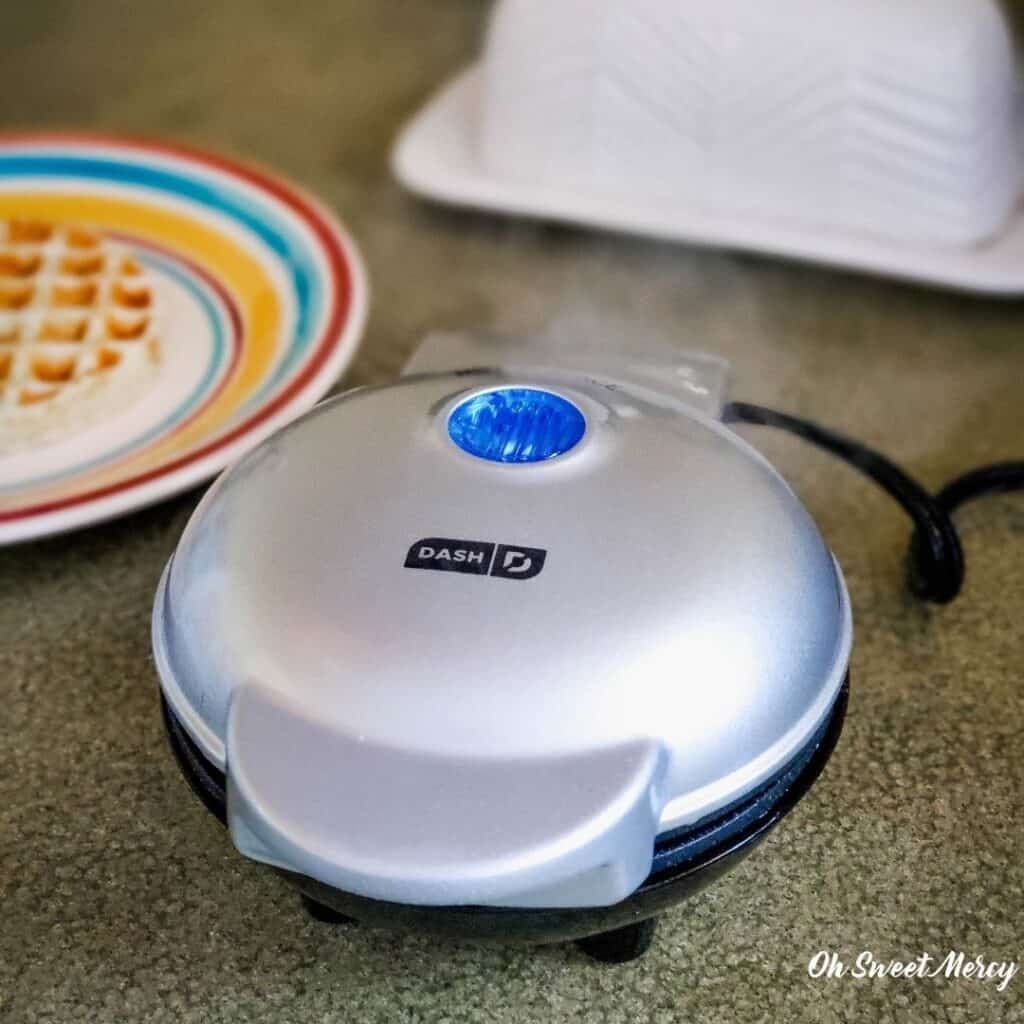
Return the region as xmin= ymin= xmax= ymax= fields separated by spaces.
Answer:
xmin=160 ymin=677 xmax=848 ymax=964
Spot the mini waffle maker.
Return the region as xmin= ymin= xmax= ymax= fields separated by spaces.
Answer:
xmin=153 ymin=337 xmax=851 ymax=962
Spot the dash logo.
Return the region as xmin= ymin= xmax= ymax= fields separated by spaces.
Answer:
xmin=404 ymin=538 xmax=547 ymax=581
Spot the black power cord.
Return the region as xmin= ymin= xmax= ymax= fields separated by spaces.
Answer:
xmin=935 ymin=461 xmax=1024 ymax=514
xmin=723 ymin=402 xmax=1024 ymax=605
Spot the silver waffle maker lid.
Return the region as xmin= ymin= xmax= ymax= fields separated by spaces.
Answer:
xmin=153 ymin=336 xmax=851 ymax=910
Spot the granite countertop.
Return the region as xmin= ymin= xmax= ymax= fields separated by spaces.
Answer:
xmin=2 ymin=3 xmax=1022 ymax=1022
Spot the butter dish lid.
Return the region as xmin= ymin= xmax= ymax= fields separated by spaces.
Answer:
xmin=394 ymin=0 xmax=1024 ymax=294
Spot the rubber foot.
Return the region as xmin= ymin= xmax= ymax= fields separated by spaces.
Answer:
xmin=301 ymin=894 xmax=356 ymax=925
xmin=575 ymin=917 xmax=657 ymax=964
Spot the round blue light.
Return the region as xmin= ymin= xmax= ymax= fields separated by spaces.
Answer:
xmin=448 ymin=388 xmax=586 ymax=464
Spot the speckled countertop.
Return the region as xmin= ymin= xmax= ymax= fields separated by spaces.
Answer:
xmin=2 ymin=3 xmax=1023 ymax=1022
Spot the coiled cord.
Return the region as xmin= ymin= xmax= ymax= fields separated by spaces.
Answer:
xmin=723 ymin=402 xmax=1024 ymax=605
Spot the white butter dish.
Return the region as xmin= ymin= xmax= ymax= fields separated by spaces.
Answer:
xmin=393 ymin=0 xmax=1024 ymax=295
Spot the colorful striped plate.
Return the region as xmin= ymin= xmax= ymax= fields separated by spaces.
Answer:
xmin=0 ymin=134 xmax=368 ymax=544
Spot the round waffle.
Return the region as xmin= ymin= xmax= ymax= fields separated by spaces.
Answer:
xmin=0 ymin=217 xmax=161 ymax=454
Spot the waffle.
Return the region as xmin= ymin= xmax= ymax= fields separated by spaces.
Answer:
xmin=0 ymin=218 xmax=162 ymax=454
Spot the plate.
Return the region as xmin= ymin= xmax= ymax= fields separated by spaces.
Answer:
xmin=393 ymin=67 xmax=1024 ymax=296
xmin=0 ymin=133 xmax=367 ymax=544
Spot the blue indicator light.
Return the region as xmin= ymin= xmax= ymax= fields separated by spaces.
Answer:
xmin=448 ymin=388 xmax=586 ymax=464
